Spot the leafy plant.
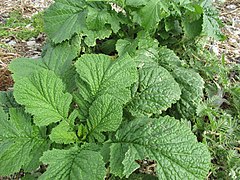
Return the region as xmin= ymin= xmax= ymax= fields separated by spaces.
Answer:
xmin=0 ymin=0 xmax=231 ymax=179
xmin=177 ymin=42 xmax=240 ymax=179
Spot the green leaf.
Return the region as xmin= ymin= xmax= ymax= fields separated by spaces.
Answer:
xmin=0 ymin=91 xmax=20 ymax=113
xmin=0 ymin=108 xmax=48 ymax=176
xmin=42 ymin=36 xmax=80 ymax=92
xmin=10 ymin=37 xmax=80 ymax=92
xmin=158 ymin=46 xmax=182 ymax=71
xmin=75 ymin=54 xmax=137 ymax=118
xmin=202 ymin=4 xmax=225 ymax=40
xmin=110 ymin=116 xmax=211 ymax=179
xmin=87 ymin=95 xmax=123 ymax=142
xmin=8 ymin=58 xmax=47 ymax=81
xmin=0 ymin=107 xmax=8 ymax=120
xmin=49 ymin=121 xmax=77 ymax=144
xmin=172 ymin=68 xmax=205 ymax=119
xmin=138 ymin=0 xmax=171 ymax=31
xmin=86 ymin=7 xmax=120 ymax=33
xmin=13 ymin=69 xmax=72 ymax=126
xmin=44 ymin=0 xmax=120 ymax=44
xmin=44 ymin=0 xmax=88 ymax=43
xmin=125 ymin=0 xmax=148 ymax=7
xmin=116 ymin=39 xmax=138 ymax=57
xmin=39 ymin=146 xmax=106 ymax=180
xmin=183 ymin=17 xmax=203 ymax=39
xmin=128 ymin=66 xmax=181 ymax=116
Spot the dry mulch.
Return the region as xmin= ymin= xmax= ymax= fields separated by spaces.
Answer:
xmin=0 ymin=0 xmax=52 ymax=91
xmin=212 ymin=0 xmax=240 ymax=63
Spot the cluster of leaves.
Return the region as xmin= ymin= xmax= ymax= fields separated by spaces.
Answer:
xmin=0 ymin=10 xmax=44 ymax=40
xmin=1 ymin=0 xmax=238 ymax=179
xmin=176 ymin=42 xmax=240 ymax=179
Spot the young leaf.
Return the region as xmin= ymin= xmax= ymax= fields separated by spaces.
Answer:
xmin=75 ymin=54 xmax=137 ymax=118
xmin=128 ymin=66 xmax=181 ymax=116
xmin=110 ymin=116 xmax=211 ymax=179
xmin=39 ymin=146 xmax=106 ymax=180
xmin=87 ymin=95 xmax=123 ymax=142
xmin=0 ymin=108 xmax=49 ymax=176
xmin=13 ymin=69 xmax=72 ymax=126
xmin=49 ymin=121 xmax=77 ymax=144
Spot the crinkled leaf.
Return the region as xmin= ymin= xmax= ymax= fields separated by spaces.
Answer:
xmin=75 ymin=54 xmax=137 ymax=118
xmin=9 ymin=38 xmax=80 ymax=92
xmin=110 ymin=116 xmax=211 ymax=179
xmin=44 ymin=0 xmax=88 ymax=43
xmin=0 ymin=107 xmax=7 ymax=120
xmin=42 ymin=37 xmax=80 ymax=76
xmin=73 ymin=77 xmax=93 ymax=119
xmin=87 ymin=95 xmax=123 ymax=142
xmin=116 ymin=39 xmax=138 ymax=57
xmin=50 ymin=121 xmax=77 ymax=144
xmin=86 ymin=7 xmax=120 ymax=33
xmin=128 ymin=66 xmax=181 ymax=116
xmin=8 ymin=58 xmax=47 ymax=81
xmin=0 ymin=108 xmax=48 ymax=176
xmin=173 ymin=67 xmax=204 ymax=119
xmin=42 ymin=37 xmax=80 ymax=91
xmin=13 ymin=70 xmax=72 ymax=126
xmin=138 ymin=0 xmax=171 ymax=31
xmin=202 ymin=4 xmax=225 ymax=40
xmin=158 ymin=46 xmax=182 ymax=71
xmin=39 ymin=146 xmax=106 ymax=180
xmin=0 ymin=91 xmax=20 ymax=113
xmin=44 ymin=0 xmax=120 ymax=45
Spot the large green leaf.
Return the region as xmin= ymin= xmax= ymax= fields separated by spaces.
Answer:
xmin=9 ymin=38 xmax=80 ymax=92
xmin=42 ymin=37 xmax=80 ymax=91
xmin=87 ymin=95 xmax=123 ymax=142
xmin=0 ymin=108 xmax=48 ymax=176
xmin=158 ymin=46 xmax=182 ymax=71
xmin=109 ymin=116 xmax=211 ymax=179
xmin=173 ymin=67 xmax=205 ymax=119
xmin=44 ymin=0 xmax=120 ymax=45
xmin=8 ymin=58 xmax=47 ymax=81
xmin=39 ymin=146 xmax=106 ymax=180
xmin=128 ymin=66 xmax=181 ymax=116
xmin=75 ymin=54 xmax=137 ymax=118
xmin=13 ymin=69 xmax=72 ymax=126
xmin=138 ymin=0 xmax=171 ymax=31
xmin=44 ymin=0 xmax=88 ymax=43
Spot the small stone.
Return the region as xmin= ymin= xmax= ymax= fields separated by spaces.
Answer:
xmin=7 ymin=40 xmax=16 ymax=46
xmin=226 ymin=4 xmax=237 ymax=10
xmin=27 ymin=40 xmax=36 ymax=47
xmin=210 ymin=45 xmax=219 ymax=56
xmin=233 ymin=19 xmax=240 ymax=28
